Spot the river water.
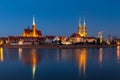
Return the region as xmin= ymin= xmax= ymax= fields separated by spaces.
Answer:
xmin=0 ymin=47 xmax=120 ymax=80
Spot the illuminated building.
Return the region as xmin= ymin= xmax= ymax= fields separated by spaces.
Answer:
xmin=117 ymin=41 xmax=120 ymax=45
xmin=70 ymin=33 xmax=82 ymax=43
xmin=0 ymin=40 xmax=3 ymax=45
xmin=98 ymin=31 xmax=103 ymax=44
xmin=84 ymin=37 xmax=97 ymax=43
xmin=78 ymin=18 xmax=87 ymax=37
xmin=22 ymin=16 xmax=42 ymax=37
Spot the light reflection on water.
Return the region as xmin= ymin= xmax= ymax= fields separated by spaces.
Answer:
xmin=18 ymin=48 xmax=22 ymax=60
xmin=0 ymin=47 xmax=3 ymax=62
xmin=0 ymin=48 xmax=4 ymax=62
xmin=98 ymin=48 xmax=103 ymax=65
xmin=76 ymin=49 xmax=87 ymax=76
xmin=117 ymin=46 xmax=120 ymax=63
xmin=0 ymin=47 xmax=120 ymax=80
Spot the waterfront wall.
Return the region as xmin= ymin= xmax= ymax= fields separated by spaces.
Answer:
xmin=2 ymin=44 xmax=117 ymax=49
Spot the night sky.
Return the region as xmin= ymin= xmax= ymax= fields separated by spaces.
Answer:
xmin=0 ymin=0 xmax=120 ymax=38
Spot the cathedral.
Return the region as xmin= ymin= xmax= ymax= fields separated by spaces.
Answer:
xmin=78 ymin=18 xmax=87 ymax=37
xmin=22 ymin=16 xmax=42 ymax=37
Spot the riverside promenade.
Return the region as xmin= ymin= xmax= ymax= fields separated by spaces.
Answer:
xmin=2 ymin=44 xmax=118 ymax=49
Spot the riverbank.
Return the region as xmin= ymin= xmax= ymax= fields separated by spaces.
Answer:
xmin=1 ymin=44 xmax=118 ymax=49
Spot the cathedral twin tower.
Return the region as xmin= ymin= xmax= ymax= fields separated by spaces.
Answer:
xmin=78 ymin=18 xmax=87 ymax=37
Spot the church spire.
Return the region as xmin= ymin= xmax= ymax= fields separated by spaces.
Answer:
xmin=83 ymin=17 xmax=86 ymax=26
xmin=32 ymin=15 xmax=36 ymax=37
xmin=78 ymin=17 xmax=83 ymax=36
xmin=79 ymin=17 xmax=82 ymax=26
xmin=33 ymin=15 xmax=35 ymax=25
xmin=83 ymin=17 xmax=87 ymax=37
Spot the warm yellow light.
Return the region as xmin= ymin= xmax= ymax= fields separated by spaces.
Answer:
xmin=117 ymin=42 xmax=120 ymax=45
xmin=32 ymin=49 xmax=37 ymax=79
xmin=0 ymin=48 xmax=3 ymax=62
xmin=0 ymin=41 xmax=3 ymax=45
xmin=99 ymin=48 xmax=103 ymax=64
xmin=117 ymin=46 xmax=120 ymax=48
xmin=117 ymin=46 xmax=120 ymax=63
xmin=18 ymin=48 xmax=22 ymax=60
xmin=81 ymin=34 xmax=83 ymax=36
xmin=32 ymin=63 xmax=36 ymax=79
xmin=78 ymin=49 xmax=87 ymax=75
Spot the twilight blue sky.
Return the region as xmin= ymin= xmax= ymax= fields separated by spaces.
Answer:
xmin=0 ymin=0 xmax=120 ymax=38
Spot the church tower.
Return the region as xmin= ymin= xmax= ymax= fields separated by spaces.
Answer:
xmin=22 ymin=16 xmax=42 ymax=37
xmin=83 ymin=18 xmax=87 ymax=37
xmin=32 ymin=16 xmax=36 ymax=37
xmin=78 ymin=18 xmax=83 ymax=36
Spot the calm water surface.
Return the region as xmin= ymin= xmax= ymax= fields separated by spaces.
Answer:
xmin=0 ymin=47 xmax=120 ymax=80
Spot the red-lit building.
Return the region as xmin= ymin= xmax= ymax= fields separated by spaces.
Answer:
xmin=22 ymin=16 xmax=42 ymax=37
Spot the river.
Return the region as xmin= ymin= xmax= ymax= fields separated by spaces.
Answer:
xmin=0 ymin=47 xmax=120 ymax=80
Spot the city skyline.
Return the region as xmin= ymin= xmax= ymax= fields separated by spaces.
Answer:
xmin=0 ymin=0 xmax=120 ymax=38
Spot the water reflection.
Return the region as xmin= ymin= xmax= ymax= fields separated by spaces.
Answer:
xmin=75 ymin=48 xmax=87 ymax=78
xmin=98 ymin=48 xmax=103 ymax=64
xmin=21 ymin=48 xmax=40 ymax=79
xmin=61 ymin=49 xmax=68 ymax=61
xmin=31 ymin=49 xmax=37 ymax=79
xmin=1 ymin=47 xmax=120 ymax=80
xmin=0 ymin=47 xmax=3 ymax=62
xmin=18 ymin=48 xmax=22 ymax=60
xmin=117 ymin=46 xmax=120 ymax=63
xmin=78 ymin=49 xmax=87 ymax=75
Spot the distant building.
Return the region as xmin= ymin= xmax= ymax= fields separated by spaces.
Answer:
xmin=22 ymin=16 xmax=42 ymax=37
xmin=7 ymin=36 xmax=45 ymax=45
xmin=45 ymin=36 xmax=55 ymax=44
xmin=83 ymin=37 xmax=97 ymax=43
xmin=59 ymin=36 xmax=67 ymax=42
xmin=70 ymin=33 xmax=82 ymax=43
xmin=78 ymin=18 xmax=87 ymax=37
xmin=45 ymin=36 xmax=67 ymax=44
xmin=97 ymin=31 xmax=103 ymax=44
xmin=69 ymin=18 xmax=87 ymax=43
